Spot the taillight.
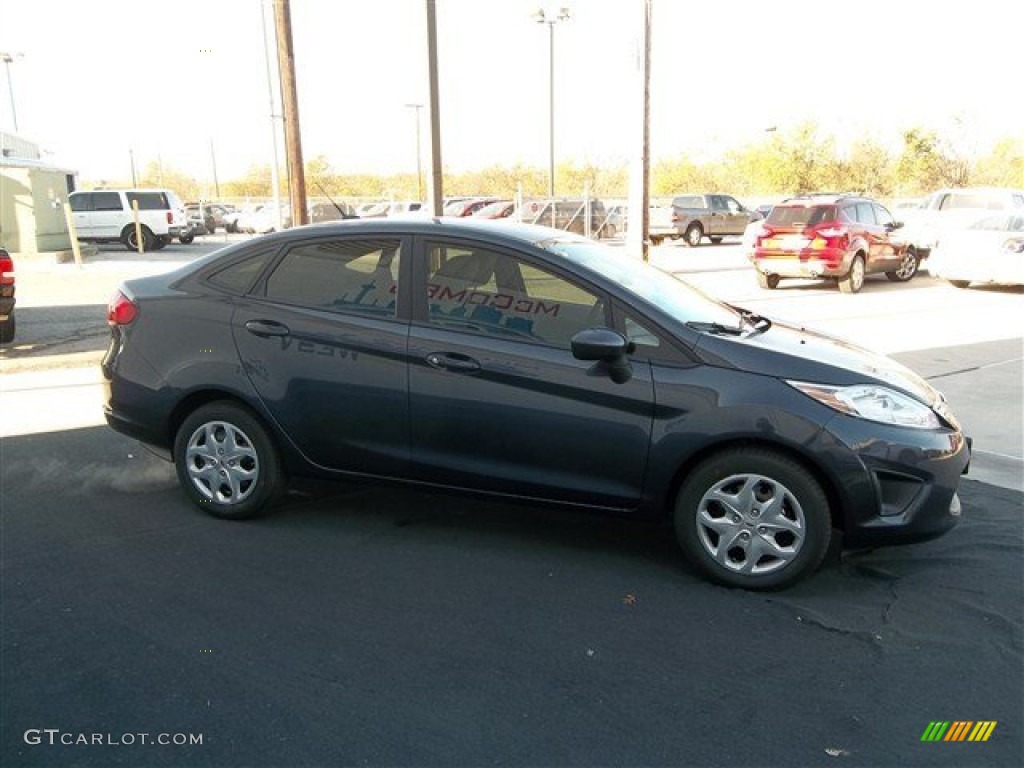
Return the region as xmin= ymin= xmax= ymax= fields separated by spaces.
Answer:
xmin=107 ymin=290 xmax=138 ymax=326
xmin=0 ymin=252 xmax=13 ymax=285
xmin=167 ymin=211 xmax=173 ymax=224
xmin=810 ymin=225 xmax=848 ymax=249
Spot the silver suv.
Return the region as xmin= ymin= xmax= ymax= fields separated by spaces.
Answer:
xmin=68 ymin=188 xmax=188 ymax=251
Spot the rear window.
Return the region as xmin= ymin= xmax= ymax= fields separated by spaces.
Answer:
xmin=937 ymin=192 xmax=1007 ymax=211
xmin=766 ymin=205 xmax=838 ymax=227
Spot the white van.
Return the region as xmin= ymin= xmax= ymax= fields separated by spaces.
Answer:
xmin=68 ymin=188 xmax=188 ymax=251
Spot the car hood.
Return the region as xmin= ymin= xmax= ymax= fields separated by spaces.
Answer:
xmin=694 ymin=319 xmax=939 ymax=405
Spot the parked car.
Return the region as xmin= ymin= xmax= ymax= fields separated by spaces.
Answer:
xmin=236 ymin=204 xmax=291 ymax=234
xmin=184 ymin=204 xmax=216 ymax=241
xmin=0 ymin=247 xmax=15 ymax=343
xmin=188 ymin=202 xmax=234 ymax=233
xmin=102 ymin=218 xmax=970 ymax=590
xmin=309 ymin=201 xmax=360 ymax=223
xmin=649 ymin=194 xmax=758 ymax=246
xmin=68 ymin=188 xmax=188 ymax=251
xmin=928 ymin=212 xmax=1024 ymax=288
xmin=899 ymin=187 xmax=1024 ymax=258
xmin=519 ymin=199 xmax=611 ymax=236
xmin=443 ymin=198 xmax=501 ymax=217
xmin=752 ymin=194 xmax=917 ymax=293
xmin=471 ymin=200 xmax=515 ymax=220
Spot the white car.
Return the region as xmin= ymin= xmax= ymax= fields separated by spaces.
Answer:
xmin=236 ymin=204 xmax=291 ymax=234
xmin=68 ymin=188 xmax=188 ymax=251
xmin=929 ymin=213 xmax=1024 ymax=288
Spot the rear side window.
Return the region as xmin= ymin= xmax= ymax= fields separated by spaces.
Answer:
xmin=69 ymin=194 xmax=93 ymax=212
xmin=264 ymin=238 xmax=401 ymax=318
xmin=78 ymin=192 xmax=123 ymax=211
xmin=125 ymin=192 xmax=170 ymax=210
xmin=207 ymin=249 xmax=276 ymax=294
xmin=855 ymin=203 xmax=877 ymax=224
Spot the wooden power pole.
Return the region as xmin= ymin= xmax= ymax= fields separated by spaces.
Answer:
xmin=273 ymin=0 xmax=307 ymax=226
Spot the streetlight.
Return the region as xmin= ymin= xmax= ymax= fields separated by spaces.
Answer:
xmin=405 ymin=103 xmax=424 ymax=201
xmin=0 ymin=51 xmax=23 ymax=133
xmin=533 ymin=7 xmax=570 ymax=201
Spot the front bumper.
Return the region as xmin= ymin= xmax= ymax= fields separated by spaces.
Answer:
xmin=818 ymin=413 xmax=970 ymax=548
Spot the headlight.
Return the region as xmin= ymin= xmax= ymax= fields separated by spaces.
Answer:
xmin=1001 ymin=237 xmax=1024 ymax=254
xmin=788 ymin=381 xmax=942 ymax=429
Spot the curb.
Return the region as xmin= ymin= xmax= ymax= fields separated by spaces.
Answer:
xmin=0 ymin=349 xmax=105 ymax=375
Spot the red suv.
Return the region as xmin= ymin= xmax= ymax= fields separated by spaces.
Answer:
xmin=0 ymin=248 xmax=14 ymax=343
xmin=752 ymin=195 xmax=917 ymax=293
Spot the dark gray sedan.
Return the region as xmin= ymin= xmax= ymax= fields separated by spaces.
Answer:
xmin=102 ymin=219 xmax=970 ymax=589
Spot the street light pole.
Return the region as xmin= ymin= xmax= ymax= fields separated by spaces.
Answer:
xmin=0 ymin=52 xmax=23 ymax=133
xmin=405 ymin=103 xmax=424 ymax=201
xmin=533 ymin=8 xmax=570 ymax=201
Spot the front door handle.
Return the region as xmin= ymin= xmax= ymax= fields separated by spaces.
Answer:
xmin=245 ymin=319 xmax=290 ymax=338
xmin=425 ymin=352 xmax=481 ymax=374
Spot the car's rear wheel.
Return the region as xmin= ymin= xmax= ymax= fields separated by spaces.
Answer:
xmin=886 ymin=248 xmax=919 ymax=282
xmin=0 ymin=312 xmax=15 ymax=344
xmin=757 ymin=272 xmax=780 ymax=290
xmin=674 ymin=448 xmax=832 ymax=590
xmin=179 ymin=234 xmax=195 ymax=244
xmin=650 ymin=235 xmax=664 ymax=246
xmin=152 ymin=235 xmax=170 ymax=251
xmin=838 ymin=254 xmax=865 ymax=293
xmin=173 ymin=402 xmax=284 ymax=520
xmin=684 ymin=223 xmax=703 ymax=247
xmin=122 ymin=225 xmax=155 ymax=252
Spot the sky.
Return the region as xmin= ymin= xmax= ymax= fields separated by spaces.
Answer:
xmin=0 ymin=0 xmax=1020 ymax=186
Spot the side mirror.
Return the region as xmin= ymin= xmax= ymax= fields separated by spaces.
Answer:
xmin=571 ymin=328 xmax=634 ymax=384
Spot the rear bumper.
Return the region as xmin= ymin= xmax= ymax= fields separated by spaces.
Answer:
xmin=754 ymin=249 xmax=848 ymax=278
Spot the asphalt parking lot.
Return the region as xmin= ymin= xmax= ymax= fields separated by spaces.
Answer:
xmin=2 ymin=234 xmax=1022 ymax=767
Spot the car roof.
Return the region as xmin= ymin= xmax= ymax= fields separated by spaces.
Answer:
xmin=276 ymin=216 xmax=585 ymax=246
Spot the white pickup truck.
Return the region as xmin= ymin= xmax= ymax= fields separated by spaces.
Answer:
xmin=648 ymin=194 xmax=758 ymax=246
xmin=898 ymin=187 xmax=1024 ymax=257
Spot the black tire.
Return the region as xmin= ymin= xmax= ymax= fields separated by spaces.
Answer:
xmin=650 ymin=235 xmax=664 ymax=246
xmin=838 ymin=254 xmax=866 ymax=294
xmin=173 ymin=401 xmax=284 ymax=520
xmin=949 ymin=279 xmax=970 ymax=289
xmin=179 ymin=234 xmax=195 ymax=244
xmin=123 ymin=225 xmax=155 ymax=252
xmin=684 ymin=223 xmax=703 ymax=247
xmin=757 ymin=272 xmax=780 ymax=290
xmin=0 ymin=312 xmax=15 ymax=344
xmin=710 ymin=236 xmax=723 ymax=244
xmin=674 ymin=448 xmax=832 ymax=590
xmin=152 ymin=236 xmax=170 ymax=251
xmin=886 ymin=248 xmax=919 ymax=282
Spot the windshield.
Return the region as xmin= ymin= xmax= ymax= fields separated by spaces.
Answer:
xmin=541 ymin=239 xmax=742 ymax=328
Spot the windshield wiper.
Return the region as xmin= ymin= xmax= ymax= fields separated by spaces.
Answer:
xmin=726 ymin=304 xmax=773 ymax=335
xmin=686 ymin=321 xmax=745 ymax=336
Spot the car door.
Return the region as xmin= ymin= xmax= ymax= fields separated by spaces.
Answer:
xmin=406 ymin=237 xmax=654 ymax=509
xmin=68 ymin=192 xmax=95 ymax=238
xmin=231 ymin=234 xmax=412 ymax=476
xmin=721 ymin=195 xmax=750 ymax=236
xmin=91 ymin=191 xmax=128 ymax=239
xmin=872 ymin=202 xmax=903 ymax=269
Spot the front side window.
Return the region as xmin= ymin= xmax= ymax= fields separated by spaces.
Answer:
xmin=425 ymin=242 xmax=604 ymax=347
xmin=855 ymin=202 xmax=877 ymax=224
xmin=264 ymin=238 xmax=401 ymax=318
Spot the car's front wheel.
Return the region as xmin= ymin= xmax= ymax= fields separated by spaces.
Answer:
xmin=122 ymin=225 xmax=155 ymax=252
xmin=179 ymin=234 xmax=195 ymax=244
xmin=886 ymin=248 xmax=919 ymax=282
xmin=173 ymin=402 xmax=284 ymax=519
xmin=673 ymin=448 xmax=832 ymax=590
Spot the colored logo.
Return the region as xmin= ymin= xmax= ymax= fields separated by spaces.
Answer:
xmin=921 ymin=721 xmax=997 ymax=742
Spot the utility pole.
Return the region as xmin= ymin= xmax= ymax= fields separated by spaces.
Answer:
xmin=626 ymin=0 xmax=652 ymax=262
xmin=274 ymin=0 xmax=307 ymax=226
xmin=426 ymin=0 xmax=444 ymax=216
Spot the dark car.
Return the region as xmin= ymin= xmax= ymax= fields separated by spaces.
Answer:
xmin=102 ymin=219 xmax=969 ymax=590
xmin=0 ymin=247 xmax=14 ymax=343
xmin=753 ymin=194 xmax=918 ymax=293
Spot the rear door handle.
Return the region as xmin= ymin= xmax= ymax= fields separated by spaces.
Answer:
xmin=425 ymin=352 xmax=481 ymax=373
xmin=245 ymin=319 xmax=290 ymax=338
